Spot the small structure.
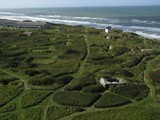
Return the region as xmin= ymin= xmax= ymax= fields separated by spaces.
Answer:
xmin=140 ymin=49 xmax=153 ymax=52
xmin=109 ymin=45 xmax=112 ymax=50
xmin=0 ymin=19 xmax=52 ymax=29
xmin=0 ymin=19 xmax=17 ymax=27
xmin=105 ymin=26 xmax=112 ymax=33
xmin=16 ymin=21 xmax=52 ymax=29
xmin=23 ymin=32 xmax=32 ymax=36
xmin=100 ymin=77 xmax=126 ymax=87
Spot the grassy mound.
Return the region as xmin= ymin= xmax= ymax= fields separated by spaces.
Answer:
xmin=95 ymin=93 xmax=131 ymax=108
xmin=149 ymin=70 xmax=160 ymax=83
xmin=110 ymin=84 xmax=149 ymax=100
xmin=24 ymin=107 xmax=43 ymax=120
xmin=53 ymin=91 xmax=100 ymax=107
xmin=21 ymin=91 xmax=52 ymax=108
xmin=47 ymin=106 xmax=83 ymax=120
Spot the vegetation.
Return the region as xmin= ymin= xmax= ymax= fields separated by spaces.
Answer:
xmin=0 ymin=24 xmax=160 ymax=119
xmin=149 ymin=70 xmax=160 ymax=83
xmin=95 ymin=93 xmax=131 ymax=108
xmin=53 ymin=91 xmax=100 ymax=107
xmin=24 ymin=107 xmax=43 ymax=120
xmin=47 ymin=106 xmax=83 ymax=120
xmin=110 ymin=84 xmax=149 ymax=100
xmin=71 ymin=106 xmax=160 ymax=120
xmin=0 ymin=85 xmax=22 ymax=107
xmin=21 ymin=91 xmax=52 ymax=108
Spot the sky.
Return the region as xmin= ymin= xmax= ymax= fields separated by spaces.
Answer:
xmin=0 ymin=0 xmax=160 ymax=8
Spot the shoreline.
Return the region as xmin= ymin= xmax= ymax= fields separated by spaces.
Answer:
xmin=0 ymin=18 xmax=159 ymax=40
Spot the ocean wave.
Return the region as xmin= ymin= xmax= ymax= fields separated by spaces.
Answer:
xmin=0 ymin=12 xmax=16 ymax=15
xmin=0 ymin=11 xmax=24 ymax=16
xmin=132 ymin=19 xmax=148 ymax=23
xmin=129 ymin=26 xmax=160 ymax=32
xmin=135 ymin=31 xmax=160 ymax=39
xmin=132 ymin=19 xmax=159 ymax=25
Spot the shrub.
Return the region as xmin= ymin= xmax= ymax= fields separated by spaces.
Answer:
xmin=65 ymin=76 xmax=96 ymax=91
xmin=25 ymin=70 xmax=41 ymax=76
xmin=82 ymin=85 xmax=106 ymax=93
xmin=149 ymin=70 xmax=160 ymax=83
xmin=47 ymin=106 xmax=83 ymax=120
xmin=6 ymin=48 xmax=27 ymax=57
xmin=0 ymin=103 xmax=16 ymax=113
xmin=53 ymin=91 xmax=100 ymax=107
xmin=116 ymin=69 xmax=134 ymax=77
xmin=55 ymin=75 xmax=73 ymax=86
xmin=0 ymin=114 xmax=17 ymax=120
xmin=21 ymin=91 xmax=52 ymax=108
xmin=0 ymin=86 xmax=22 ymax=107
xmin=29 ymin=76 xmax=54 ymax=86
xmin=24 ymin=107 xmax=43 ymax=120
xmin=95 ymin=93 xmax=131 ymax=108
xmin=110 ymin=84 xmax=149 ymax=100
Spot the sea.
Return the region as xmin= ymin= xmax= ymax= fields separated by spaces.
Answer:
xmin=0 ymin=6 xmax=160 ymax=39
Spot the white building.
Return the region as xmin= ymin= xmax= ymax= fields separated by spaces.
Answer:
xmin=100 ymin=77 xmax=126 ymax=87
xmin=105 ymin=26 xmax=112 ymax=33
xmin=109 ymin=45 xmax=112 ymax=50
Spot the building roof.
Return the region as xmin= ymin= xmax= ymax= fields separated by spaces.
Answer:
xmin=16 ymin=21 xmax=47 ymax=26
xmin=106 ymin=26 xmax=112 ymax=29
xmin=0 ymin=19 xmax=17 ymax=25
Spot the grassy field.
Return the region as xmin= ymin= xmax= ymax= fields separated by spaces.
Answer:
xmin=0 ymin=24 xmax=160 ymax=120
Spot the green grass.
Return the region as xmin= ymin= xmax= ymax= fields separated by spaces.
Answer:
xmin=70 ymin=106 xmax=160 ymax=120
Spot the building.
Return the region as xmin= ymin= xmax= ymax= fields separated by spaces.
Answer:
xmin=100 ymin=77 xmax=126 ymax=87
xmin=0 ymin=19 xmax=17 ymax=27
xmin=23 ymin=32 xmax=32 ymax=36
xmin=0 ymin=19 xmax=52 ymax=29
xmin=105 ymin=26 xmax=112 ymax=33
xmin=16 ymin=21 xmax=52 ymax=29
xmin=109 ymin=45 xmax=112 ymax=50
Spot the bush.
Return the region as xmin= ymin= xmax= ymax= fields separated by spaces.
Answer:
xmin=112 ymin=46 xmax=129 ymax=56
xmin=0 ymin=103 xmax=16 ymax=113
xmin=149 ymin=70 xmax=160 ymax=83
xmin=21 ymin=91 xmax=52 ymax=108
xmin=110 ymin=84 xmax=149 ymax=100
xmin=6 ymin=48 xmax=27 ymax=57
xmin=55 ymin=75 xmax=73 ymax=86
xmin=53 ymin=91 xmax=100 ymax=107
xmin=0 ymin=77 xmax=18 ymax=85
xmin=24 ymin=107 xmax=43 ymax=120
xmin=82 ymin=85 xmax=106 ymax=93
xmin=0 ymin=86 xmax=22 ymax=107
xmin=25 ymin=70 xmax=41 ymax=76
xmin=47 ymin=106 xmax=83 ymax=120
xmin=0 ymin=114 xmax=17 ymax=120
xmin=116 ymin=69 xmax=134 ymax=77
xmin=29 ymin=76 xmax=54 ymax=86
xmin=65 ymin=76 xmax=96 ymax=91
xmin=95 ymin=93 xmax=131 ymax=108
